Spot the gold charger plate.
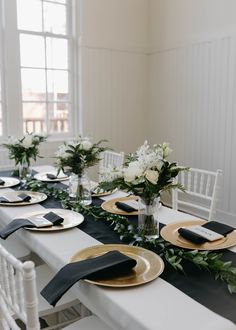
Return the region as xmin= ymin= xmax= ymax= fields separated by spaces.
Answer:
xmin=0 ymin=177 xmax=20 ymax=188
xmin=20 ymin=208 xmax=84 ymax=232
xmin=70 ymin=244 xmax=164 ymax=287
xmin=34 ymin=171 xmax=69 ymax=182
xmin=90 ymin=181 xmax=117 ymax=197
xmin=160 ymin=219 xmax=236 ymax=250
xmin=0 ymin=190 xmax=47 ymax=206
xmin=101 ymin=196 xmax=139 ymax=215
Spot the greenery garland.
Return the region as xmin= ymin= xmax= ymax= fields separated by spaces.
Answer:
xmin=22 ymin=179 xmax=236 ymax=294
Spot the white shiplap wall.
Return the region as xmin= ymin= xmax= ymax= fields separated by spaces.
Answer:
xmin=148 ymin=36 xmax=236 ymax=223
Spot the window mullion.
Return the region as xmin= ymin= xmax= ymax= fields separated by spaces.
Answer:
xmin=3 ymin=0 xmax=23 ymax=137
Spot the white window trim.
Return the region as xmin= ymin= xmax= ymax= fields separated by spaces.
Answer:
xmin=0 ymin=0 xmax=80 ymax=142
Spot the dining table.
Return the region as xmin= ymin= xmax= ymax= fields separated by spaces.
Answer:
xmin=0 ymin=165 xmax=235 ymax=330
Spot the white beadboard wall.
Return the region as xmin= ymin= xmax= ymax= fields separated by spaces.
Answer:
xmin=148 ymin=35 xmax=236 ymax=223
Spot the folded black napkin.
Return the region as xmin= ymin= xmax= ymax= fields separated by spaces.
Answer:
xmin=0 ymin=211 xmax=64 ymax=239
xmin=0 ymin=179 xmax=5 ymax=186
xmin=0 ymin=192 xmax=31 ymax=203
xmin=41 ymin=250 xmax=137 ymax=306
xmin=46 ymin=173 xmax=57 ymax=180
xmin=115 ymin=202 xmax=137 ymax=213
xmin=178 ymin=221 xmax=235 ymax=244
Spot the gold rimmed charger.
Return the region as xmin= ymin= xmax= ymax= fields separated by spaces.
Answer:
xmin=70 ymin=244 xmax=164 ymax=287
xmin=101 ymin=195 xmax=139 ymax=215
xmin=0 ymin=177 xmax=20 ymax=189
xmin=160 ymin=219 xmax=236 ymax=250
xmin=90 ymin=181 xmax=117 ymax=197
xmin=34 ymin=172 xmax=69 ymax=182
xmin=0 ymin=191 xmax=47 ymax=206
xmin=92 ymin=188 xmax=118 ymax=197
xmin=21 ymin=208 xmax=84 ymax=232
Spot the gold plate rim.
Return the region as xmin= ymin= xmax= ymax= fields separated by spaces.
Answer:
xmin=34 ymin=172 xmax=69 ymax=182
xmin=91 ymin=188 xmax=118 ymax=197
xmin=19 ymin=208 xmax=84 ymax=232
xmin=0 ymin=190 xmax=47 ymax=206
xmin=101 ymin=196 xmax=139 ymax=215
xmin=160 ymin=219 xmax=236 ymax=250
xmin=0 ymin=177 xmax=20 ymax=188
xmin=70 ymin=244 xmax=165 ymax=287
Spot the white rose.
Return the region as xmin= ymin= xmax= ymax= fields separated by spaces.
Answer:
xmin=22 ymin=134 xmax=34 ymax=148
xmin=124 ymin=162 xmax=143 ymax=183
xmin=145 ymin=169 xmax=159 ymax=184
xmin=80 ymin=140 xmax=92 ymax=151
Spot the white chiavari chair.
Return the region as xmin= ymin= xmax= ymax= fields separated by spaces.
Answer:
xmin=99 ymin=150 xmax=124 ymax=181
xmin=172 ymin=168 xmax=222 ymax=221
xmin=0 ymin=243 xmax=112 ymax=330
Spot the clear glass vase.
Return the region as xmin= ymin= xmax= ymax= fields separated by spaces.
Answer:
xmin=18 ymin=162 xmax=32 ymax=180
xmin=138 ymin=197 xmax=160 ymax=239
xmin=69 ymin=172 xmax=92 ymax=206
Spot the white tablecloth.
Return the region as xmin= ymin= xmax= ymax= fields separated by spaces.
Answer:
xmin=0 ymin=165 xmax=235 ymax=330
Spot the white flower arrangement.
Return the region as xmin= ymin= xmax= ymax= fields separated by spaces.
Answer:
xmin=55 ymin=136 xmax=107 ymax=176
xmin=99 ymin=141 xmax=184 ymax=204
xmin=3 ymin=133 xmax=47 ymax=165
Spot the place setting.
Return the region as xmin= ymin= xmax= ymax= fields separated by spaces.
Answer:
xmin=0 ymin=177 xmax=20 ymax=188
xmin=34 ymin=171 xmax=69 ymax=182
xmin=0 ymin=190 xmax=47 ymax=206
xmin=40 ymin=243 xmax=165 ymax=306
xmin=160 ymin=219 xmax=236 ymax=250
xmin=90 ymin=181 xmax=118 ymax=198
xmin=101 ymin=195 xmax=141 ymax=215
xmin=0 ymin=208 xmax=84 ymax=239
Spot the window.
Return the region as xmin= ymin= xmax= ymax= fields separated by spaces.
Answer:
xmin=0 ymin=0 xmax=77 ymax=139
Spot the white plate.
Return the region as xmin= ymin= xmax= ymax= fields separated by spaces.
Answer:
xmin=34 ymin=171 xmax=69 ymax=182
xmin=0 ymin=177 xmax=20 ymax=188
xmin=20 ymin=208 xmax=84 ymax=231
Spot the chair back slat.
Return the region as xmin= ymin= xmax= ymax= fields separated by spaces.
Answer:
xmin=99 ymin=151 xmax=124 ymax=181
xmin=199 ymin=173 xmax=204 ymax=194
xmin=172 ymin=168 xmax=222 ymax=221
xmin=205 ymin=174 xmax=211 ymax=196
xmin=193 ymin=172 xmax=198 ymax=192
xmin=0 ymin=244 xmax=40 ymax=330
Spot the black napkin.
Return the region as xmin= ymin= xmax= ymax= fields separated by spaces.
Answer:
xmin=0 ymin=211 xmax=64 ymax=239
xmin=0 ymin=179 xmax=5 ymax=186
xmin=178 ymin=221 xmax=235 ymax=244
xmin=41 ymin=250 xmax=137 ymax=306
xmin=0 ymin=193 xmax=31 ymax=203
xmin=46 ymin=173 xmax=57 ymax=180
xmin=115 ymin=202 xmax=137 ymax=213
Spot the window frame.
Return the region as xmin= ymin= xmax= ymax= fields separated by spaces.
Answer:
xmin=0 ymin=0 xmax=79 ymax=141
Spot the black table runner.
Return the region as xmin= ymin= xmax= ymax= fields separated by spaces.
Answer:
xmin=2 ymin=171 xmax=236 ymax=324
xmin=42 ymin=192 xmax=236 ymax=324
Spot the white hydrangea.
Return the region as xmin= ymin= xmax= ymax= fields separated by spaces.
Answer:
xmin=99 ymin=165 xmax=123 ymax=182
xmin=55 ymin=144 xmax=68 ymax=159
xmin=134 ymin=141 xmax=164 ymax=171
